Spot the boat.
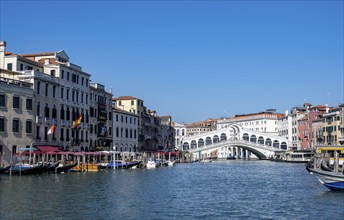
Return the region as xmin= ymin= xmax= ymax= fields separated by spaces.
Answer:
xmin=306 ymin=165 xmax=344 ymax=191
xmin=167 ymin=160 xmax=175 ymax=167
xmin=306 ymin=146 xmax=344 ymax=191
xmin=48 ymin=162 xmax=77 ymax=173
xmin=146 ymin=159 xmax=158 ymax=169
xmin=0 ymin=165 xmax=11 ymax=174
xmin=227 ymin=156 xmax=236 ymax=160
xmin=4 ymin=164 xmax=44 ymax=175
xmin=200 ymin=159 xmax=212 ymax=163
xmin=271 ymin=150 xmax=314 ymax=163
xmin=100 ymin=161 xmax=142 ymax=169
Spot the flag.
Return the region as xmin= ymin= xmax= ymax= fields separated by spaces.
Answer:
xmin=73 ymin=115 xmax=83 ymax=128
xmin=47 ymin=124 xmax=55 ymax=135
xmin=101 ymin=126 xmax=106 ymax=136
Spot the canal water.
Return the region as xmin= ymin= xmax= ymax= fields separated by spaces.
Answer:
xmin=1 ymin=160 xmax=343 ymax=219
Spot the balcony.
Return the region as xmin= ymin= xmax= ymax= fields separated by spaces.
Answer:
xmin=36 ymin=116 xmax=43 ymax=124
xmin=44 ymin=117 xmax=51 ymax=124
xmin=20 ymin=70 xmax=60 ymax=84
xmin=61 ymin=120 xmax=66 ymax=126
xmin=52 ymin=118 xmax=57 ymax=125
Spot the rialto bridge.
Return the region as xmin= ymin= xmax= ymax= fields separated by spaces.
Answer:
xmin=181 ymin=124 xmax=288 ymax=160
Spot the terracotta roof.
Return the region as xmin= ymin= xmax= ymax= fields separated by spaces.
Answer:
xmin=4 ymin=52 xmax=43 ymax=66
xmin=20 ymin=52 xmax=55 ymax=57
xmin=37 ymin=58 xmax=59 ymax=65
xmin=5 ymin=51 xmax=16 ymax=56
xmin=160 ymin=115 xmax=171 ymax=118
xmin=113 ymin=96 xmax=139 ymax=100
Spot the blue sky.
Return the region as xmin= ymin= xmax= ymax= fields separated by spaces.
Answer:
xmin=1 ymin=0 xmax=343 ymax=124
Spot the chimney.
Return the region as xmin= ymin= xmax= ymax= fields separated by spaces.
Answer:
xmin=285 ymin=110 xmax=289 ymax=116
xmin=0 ymin=41 xmax=6 ymax=69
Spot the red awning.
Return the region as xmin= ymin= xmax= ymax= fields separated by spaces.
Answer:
xmin=35 ymin=146 xmax=63 ymax=153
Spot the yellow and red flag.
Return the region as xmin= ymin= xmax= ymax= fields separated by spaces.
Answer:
xmin=73 ymin=115 xmax=83 ymax=128
xmin=47 ymin=124 xmax=55 ymax=135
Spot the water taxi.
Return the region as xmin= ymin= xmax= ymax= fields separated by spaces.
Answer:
xmin=271 ymin=150 xmax=314 ymax=163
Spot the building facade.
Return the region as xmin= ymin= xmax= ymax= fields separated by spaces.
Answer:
xmin=112 ymin=108 xmax=139 ymax=159
xmin=322 ymin=107 xmax=342 ymax=145
xmin=173 ymin=122 xmax=186 ymax=149
xmin=217 ymin=110 xmax=283 ymax=135
xmin=89 ymin=83 xmax=113 ymax=151
xmin=0 ymin=69 xmax=35 ymax=162
xmin=0 ymin=41 xmax=112 ymax=158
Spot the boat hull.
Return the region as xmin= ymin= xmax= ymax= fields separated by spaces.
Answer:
xmin=101 ymin=161 xmax=142 ymax=169
xmin=0 ymin=165 xmax=11 ymax=174
xmin=308 ymin=167 xmax=344 ymax=191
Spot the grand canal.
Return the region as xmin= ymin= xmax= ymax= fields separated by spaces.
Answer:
xmin=1 ymin=160 xmax=343 ymax=219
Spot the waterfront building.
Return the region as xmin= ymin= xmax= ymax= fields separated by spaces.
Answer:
xmin=297 ymin=104 xmax=328 ymax=149
xmin=339 ymin=103 xmax=344 ymax=145
xmin=312 ymin=117 xmax=324 ymax=146
xmin=289 ymin=106 xmax=306 ymax=150
xmin=143 ymin=109 xmax=161 ymax=151
xmin=0 ymin=41 xmax=112 ymax=156
xmin=159 ymin=115 xmax=175 ymax=151
xmin=112 ymin=96 xmax=173 ymax=151
xmin=112 ymin=107 xmax=139 ymax=159
xmin=186 ymin=118 xmax=217 ymax=137
xmin=278 ymin=110 xmax=292 ymax=148
xmin=18 ymin=49 xmax=91 ymax=151
xmin=173 ymin=122 xmax=186 ymax=149
xmin=217 ymin=110 xmax=283 ymax=136
xmin=112 ymin=96 xmax=145 ymax=148
xmin=0 ymin=69 xmax=35 ymax=162
xmin=322 ymin=107 xmax=342 ymax=145
xmin=89 ymin=83 xmax=113 ymax=151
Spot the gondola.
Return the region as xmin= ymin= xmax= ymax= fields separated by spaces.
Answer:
xmin=0 ymin=165 xmax=11 ymax=174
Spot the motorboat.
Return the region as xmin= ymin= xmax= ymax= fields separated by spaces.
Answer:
xmin=100 ymin=161 xmax=142 ymax=169
xmin=200 ymin=159 xmax=212 ymax=163
xmin=146 ymin=159 xmax=158 ymax=169
xmin=167 ymin=160 xmax=175 ymax=167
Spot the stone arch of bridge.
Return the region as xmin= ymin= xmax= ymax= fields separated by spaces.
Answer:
xmin=206 ymin=143 xmax=268 ymax=159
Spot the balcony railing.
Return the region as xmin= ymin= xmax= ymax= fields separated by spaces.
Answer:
xmin=44 ymin=117 xmax=51 ymax=124
xmin=36 ymin=116 xmax=43 ymax=124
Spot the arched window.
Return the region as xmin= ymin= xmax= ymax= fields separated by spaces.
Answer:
xmin=183 ymin=142 xmax=189 ymax=151
xmin=220 ymin=133 xmax=227 ymax=141
xmin=281 ymin=142 xmax=287 ymax=150
xmin=206 ymin=137 xmax=212 ymax=145
xmin=258 ymin=136 xmax=264 ymax=144
xmin=265 ymin=138 xmax=272 ymax=147
xmin=191 ymin=140 xmax=197 ymax=149
xmin=250 ymin=135 xmax=257 ymax=143
xmin=273 ymin=140 xmax=279 ymax=148
xmin=213 ymin=135 xmax=219 ymax=143
xmin=243 ymin=133 xmax=249 ymax=141
xmin=198 ymin=139 xmax=204 ymax=147
xmin=45 ymin=104 xmax=50 ymax=117
xmin=36 ymin=102 xmax=40 ymax=116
